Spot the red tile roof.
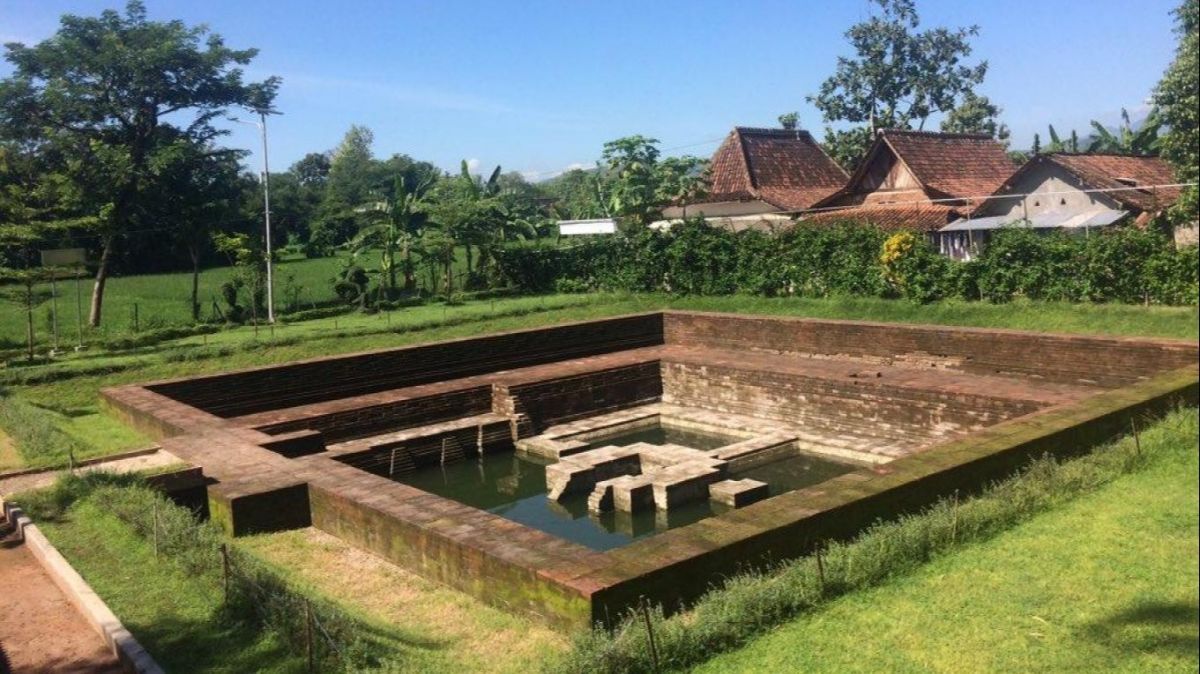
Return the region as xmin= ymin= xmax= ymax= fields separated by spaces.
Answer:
xmin=881 ymin=130 xmax=1016 ymax=199
xmin=800 ymin=204 xmax=961 ymax=232
xmin=1031 ymin=154 xmax=1180 ymax=212
xmin=816 ymin=130 xmax=1016 ymax=207
xmin=704 ymin=127 xmax=848 ymax=210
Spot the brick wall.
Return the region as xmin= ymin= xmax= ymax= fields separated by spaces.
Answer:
xmin=663 ymin=312 xmax=1198 ymax=387
xmin=256 ymin=386 xmax=494 ymax=442
xmin=309 ymin=483 xmax=594 ymax=630
xmin=493 ymin=362 xmax=663 ymax=434
xmin=150 ymin=313 xmax=664 ymax=417
xmin=661 ymin=361 xmax=1042 ymax=440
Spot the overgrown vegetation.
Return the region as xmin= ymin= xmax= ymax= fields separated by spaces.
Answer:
xmin=496 ymin=220 xmax=1199 ymax=305
xmin=550 ymin=407 xmax=1198 ymax=674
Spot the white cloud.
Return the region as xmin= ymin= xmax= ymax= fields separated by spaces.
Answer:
xmin=465 ymin=158 xmax=481 ymax=174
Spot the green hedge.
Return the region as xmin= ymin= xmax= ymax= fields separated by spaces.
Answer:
xmin=493 ymin=220 xmax=1198 ymax=305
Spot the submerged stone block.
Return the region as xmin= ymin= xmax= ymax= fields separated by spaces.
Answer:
xmin=709 ymin=478 xmax=770 ymax=508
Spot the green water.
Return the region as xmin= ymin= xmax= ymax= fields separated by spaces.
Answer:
xmin=397 ymin=449 xmax=854 ymax=552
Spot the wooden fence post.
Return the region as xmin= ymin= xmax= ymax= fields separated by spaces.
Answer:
xmin=221 ymin=544 xmax=230 ymax=605
xmin=639 ymin=596 xmax=660 ymax=673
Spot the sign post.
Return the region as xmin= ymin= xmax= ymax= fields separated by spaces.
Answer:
xmin=39 ymin=248 xmax=88 ymax=354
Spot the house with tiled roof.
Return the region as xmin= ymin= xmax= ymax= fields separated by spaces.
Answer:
xmin=938 ymin=153 xmax=1184 ymax=259
xmin=802 ymin=129 xmax=1017 ymax=233
xmin=661 ymin=127 xmax=847 ymax=230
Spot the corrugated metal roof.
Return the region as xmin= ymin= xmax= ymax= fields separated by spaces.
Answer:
xmin=940 ymin=208 xmax=1128 ymax=232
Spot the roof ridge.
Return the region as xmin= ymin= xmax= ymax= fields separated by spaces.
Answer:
xmin=879 ymin=129 xmax=995 ymax=141
xmin=733 ymin=126 xmax=817 ymax=140
xmin=1046 ymin=151 xmax=1164 ymax=159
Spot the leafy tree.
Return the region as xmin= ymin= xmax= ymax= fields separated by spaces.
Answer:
xmin=1087 ymin=108 xmax=1161 ymax=155
xmin=1032 ymin=133 xmax=1042 ymax=156
xmin=600 ymin=135 xmax=663 ymax=228
xmin=0 ymin=1 xmax=278 ymax=326
xmin=291 ymin=152 xmax=332 ymax=187
xmin=809 ymin=0 xmax=987 ymax=169
xmin=149 ymin=137 xmax=244 ymax=320
xmin=777 ymin=112 xmax=800 ymax=130
xmin=940 ymin=92 xmax=1010 ymax=141
xmin=544 ymin=168 xmax=606 ymax=220
xmin=1153 ymin=0 xmax=1199 ymax=222
xmin=324 ymin=125 xmax=376 ymax=213
xmin=655 ymin=156 xmax=710 ymax=218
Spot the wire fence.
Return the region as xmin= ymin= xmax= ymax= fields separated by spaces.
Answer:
xmin=102 ymin=485 xmax=382 ymax=672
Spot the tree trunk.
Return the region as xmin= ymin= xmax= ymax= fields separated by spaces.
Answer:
xmin=465 ymin=244 xmax=473 ymax=275
xmin=88 ymin=235 xmax=114 ymax=328
xmin=403 ymin=241 xmax=416 ymax=292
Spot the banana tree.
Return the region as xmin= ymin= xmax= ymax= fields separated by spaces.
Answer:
xmin=351 ymin=174 xmax=431 ymax=295
xmin=1088 ymin=108 xmax=1162 ymax=156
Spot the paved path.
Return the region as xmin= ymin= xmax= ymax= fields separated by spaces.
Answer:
xmin=0 ymin=448 xmax=181 ymax=497
xmin=0 ymin=512 xmax=124 ymax=674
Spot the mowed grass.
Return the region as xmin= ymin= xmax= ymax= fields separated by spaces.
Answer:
xmin=695 ymin=411 xmax=1200 ymax=674
xmin=1 ymin=246 xmax=487 ymax=349
xmin=1 ymin=253 xmax=348 ymax=348
xmin=36 ymin=497 xmax=305 ymax=674
xmin=240 ymin=528 xmax=567 ymax=673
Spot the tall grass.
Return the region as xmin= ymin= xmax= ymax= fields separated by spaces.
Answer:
xmin=549 ymin=407 xmax=1198 ymax=674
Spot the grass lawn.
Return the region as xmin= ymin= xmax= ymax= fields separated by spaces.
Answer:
xmin=695 ymin=411 xmax=1200 ymax=674
xmin=1 ymin=246 xmax=488 ymax=350
xmin=36 ymin=497 xmax=305 ymax=674
xmin=240 ymin=528 xmax=567 ymax=673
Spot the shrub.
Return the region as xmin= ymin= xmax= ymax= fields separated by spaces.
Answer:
xmin=493 ymin=222 xmax=1196 ymax=306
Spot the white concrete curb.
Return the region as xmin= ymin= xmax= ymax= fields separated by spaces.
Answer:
xmin=1 ymin=498 xmax=165 ymax=674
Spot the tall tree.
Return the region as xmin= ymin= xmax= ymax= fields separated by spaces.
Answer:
xmin=655 ymin=156 xmax=710 ymax=218
xmin=940 ymin=92 xmax=1010 ymax=141
xmin=600 ymin=135 xmax=663 ymax=228
xmin=150 ymin=137 xmax=244 ymax=320
xmin=291 ymin=152 xmax=332 ymax=187
xmin=1153 ymin=0 xmax=1198 ymax=222
xmin=809 ymin=0 xmax=987 ymax=169
xmin=325 ymin=125 xmax=376 ymax=208
xmin=544 ymin=168 xmax=606 ymax=220
xmin=0 ymin=1 xmax=278 ymax=326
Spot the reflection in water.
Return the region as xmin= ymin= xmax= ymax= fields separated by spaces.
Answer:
xmin=396 ymin=448 xmax=852 ymax=552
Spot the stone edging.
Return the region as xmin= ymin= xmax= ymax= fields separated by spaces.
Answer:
xmin=0 ymin=497 xmax=164 ymax=674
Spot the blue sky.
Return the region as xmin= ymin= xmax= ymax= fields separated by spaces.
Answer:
xmin=0 ymin=0 xmax=1183 ymax=179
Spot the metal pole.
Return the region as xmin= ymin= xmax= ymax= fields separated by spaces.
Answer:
xmin=260 ymin=112 xmax=275 ymax=324
xmin=49 ymin=273 xmax=60 ymax=353
xmin=74 ymin=269 xmax=84 ymax=349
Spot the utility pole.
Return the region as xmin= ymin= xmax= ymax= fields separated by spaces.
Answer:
xmin=232 ymin=113 xmax=276 ymax=323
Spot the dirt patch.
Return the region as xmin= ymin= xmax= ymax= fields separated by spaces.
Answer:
xmin=0 ymin=514 xmax=124 ymax=674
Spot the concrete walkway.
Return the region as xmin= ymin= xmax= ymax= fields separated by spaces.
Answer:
xmin=0 ymin=512 xmax=124 ymax=674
